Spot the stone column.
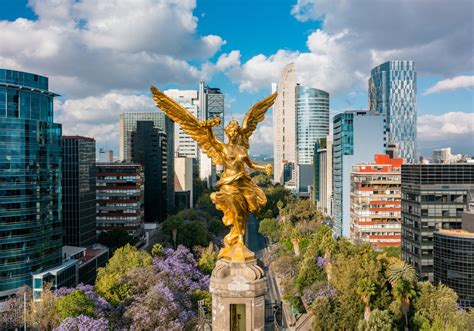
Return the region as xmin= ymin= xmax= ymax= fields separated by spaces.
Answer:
xmin=210 ymin=254 xmax=266 ymax=331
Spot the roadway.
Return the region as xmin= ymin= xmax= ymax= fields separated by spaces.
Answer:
xmin=246 ymin=214 xmax=287 ymax=330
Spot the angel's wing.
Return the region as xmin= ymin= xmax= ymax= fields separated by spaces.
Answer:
xmin=240 ymin=92 xmax=277 ymax=149
xmin=150 ymin=86 xmax=224 ymax=165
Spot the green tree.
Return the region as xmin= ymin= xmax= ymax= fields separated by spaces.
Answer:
xmin=357 ymin=278 xmax=376 ymax=321
xmin=55 ymin=290 xmax=95 ymax=319
xmin=386 ymin=260 xmax=417 ymax=286
xmin=96 ymin=244 xmax=152 ymax=306
xmin=198 ymin=244 xmax=218 ymax=275
xmin=413 ymin=281 xmax=473 ymax=330
xmin=161 ymin=214 xmax=209 ymax=249
xmin=97 ymin=228 xmax=137 ymax=251
xmin=357 ymin=309 xmax=394 ymax=331
xmin=392 ymin=279 xmax=416 ymax=330
xmin=258 ymin=218 xmax=280 ymax=243
xmin=151 ymin=243 xmax=164 ymax=257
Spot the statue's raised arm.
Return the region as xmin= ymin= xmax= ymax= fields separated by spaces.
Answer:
xmin=150 ymin=86 xmax=224 ymax=165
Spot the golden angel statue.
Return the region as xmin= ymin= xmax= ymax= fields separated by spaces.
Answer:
xmin=151 ymin=86 xmax=277 ymax=262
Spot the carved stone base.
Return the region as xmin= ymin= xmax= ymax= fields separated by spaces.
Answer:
xmin=210 ymin=258 xmax=266 ymax=330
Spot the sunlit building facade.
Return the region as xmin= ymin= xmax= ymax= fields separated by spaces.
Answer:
xmin=369 ymin=61 xmax=417 ymax=163
xmin=332 ymin=111 xmax=385 ymax=238
xmin=350 ymin=154 xmax=404 ymax=248
xmin=198 ymin=82 xmax=224 ymax=187
xmin=0 ymin=69 xmax=62 ymax=296
xmin=164 ymin=89 xmax=200 ymax=159
xmin=273 ymin=64 xmax=329 ymax=195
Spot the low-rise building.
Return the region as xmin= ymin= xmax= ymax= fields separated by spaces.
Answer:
xmin=350 ymin=154 xmax=403 ymax=248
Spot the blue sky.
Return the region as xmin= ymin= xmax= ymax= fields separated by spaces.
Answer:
xmin=0 ymin=0 xmax=472 ymax=157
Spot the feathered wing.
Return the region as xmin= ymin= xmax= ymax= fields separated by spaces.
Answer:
xmin=240 ymin=92 xmax=277 ymax=149
xmin=150 ymin=86 xmax=223 ymax=165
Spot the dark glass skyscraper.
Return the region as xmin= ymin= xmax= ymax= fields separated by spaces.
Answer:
xmin=127 ymin=121 xmax=168 ymax=222
xmin=0 ymin=69 xmax=62 ymax=296
xmin=62 ymin=136 xmax=96 ymax=247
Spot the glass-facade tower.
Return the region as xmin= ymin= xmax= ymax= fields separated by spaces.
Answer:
xmin=369 ymin=61 xmax=417 ymax=163
xmin=0 ymin=69 xmax=62 ymax=296
xmin=119 ymin=112 xmax=174 ymax=213
xmin=296 ymin=86 xmax=329 ymax=165
xmin=62 ymin=136 xmax=96 ymax=247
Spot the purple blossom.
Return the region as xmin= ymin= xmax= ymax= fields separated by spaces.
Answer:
xmin=302 ymin=285 xmax=337 ymax=305
xmin=75 ymin=283 xmax=112 ymax=312
xmin=55 ymin=287 xmax=74 ymax=297
xmin=53 ymin=315 xmax=108 ymax=331
xmin=153 ymin=245 xmax=210 ymax=293
xmin=124 ymin=281 xmax=187 ymax=330
xmin=316 ymin=256 xmax=327 ymax=269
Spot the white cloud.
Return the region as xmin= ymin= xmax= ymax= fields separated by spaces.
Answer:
xmin=417 ymin=112 xmax=474 ymax=155
xmin=230 ymin=0 xmax=473 ymax=95
xmin=423 ymin=76 xmax=474 ymax=95
xmin=55 ymin=92 xmax=156 ymax=147
xmin=0 ymin=0 xmax=225 ymax=97
xmin=417 ymin=112 xmax=474 ymax=141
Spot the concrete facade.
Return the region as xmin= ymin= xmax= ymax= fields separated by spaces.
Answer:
xmin=210 ymin=259 xmax=266 ymax=331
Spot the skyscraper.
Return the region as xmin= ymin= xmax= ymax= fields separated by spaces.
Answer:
xmin=0 ymin=69 xmax=63 ymax=296
xmin=350 ymin=154 xmax=404 ymax=248
xmin=273 ymin=63 xmax=297 ymax=186
xmin=127 ymin=121 xmax=168 ymax=222
xmin=164 ymin=89 xmax=200 ymax=158
xmin=369 ymin=61 xmax=417 ymax=163
xmin=401 ymin=164 xmax=474 ymax=281
xmin=62 ymin=136 xmax=97 ymax=247
xmin=332 ymin=111 xmax=385 ymax=237
xmin=198 ymin=81 xmax=224 ymax=187
xmin=119 ymin=112 xmax=174 ymax=213
xmin=273 ymin=63 xmax=330 ymax=194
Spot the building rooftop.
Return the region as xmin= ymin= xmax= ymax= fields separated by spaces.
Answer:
xmin=437 ymin=229 xmax=474 ymax=239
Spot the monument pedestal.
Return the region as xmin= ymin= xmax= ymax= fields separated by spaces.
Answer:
xmin=210 ymin=257 xmax=266 ymax=331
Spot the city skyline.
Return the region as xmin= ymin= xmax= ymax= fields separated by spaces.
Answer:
xmin=0 ymin=0 xmax=472 ymax=157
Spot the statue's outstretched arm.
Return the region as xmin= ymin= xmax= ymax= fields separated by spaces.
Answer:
xmin=245 ymin=157 xmax=272 ymax=176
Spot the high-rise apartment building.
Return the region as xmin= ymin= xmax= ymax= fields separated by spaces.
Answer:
xmin=198 ymin=81 xmax=224 ymax=187
xmin=332 ymin=111 xmax=385 ymax=237
xmin=313 ymin=136 xmax=333 ymax=216
xmin=369 ymin=61 xmax=417 ymax=163
xmin=434 ymin=203 xmax=474 ymax=308
xmin=0 ymin=69 xmax=63 ymax=296
xmin=164 ymin=89 xmax=200 ymax=158
xmin=96 ymin=163 xmax=145 ymax=241
xmin=62 ymin=136 xmax=97 ymax=247
xmin=119 ymin=112 xmax=174 ymax=212
xmin=401 ymin=164 xmax=474 ymax=281
xmin=127 ymin=121 xmax=169 ymax=222
xmin=350 ymin=154 xmax=404 ymax=248
xmin=273 ymin=63 xmax=330 ymax=194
